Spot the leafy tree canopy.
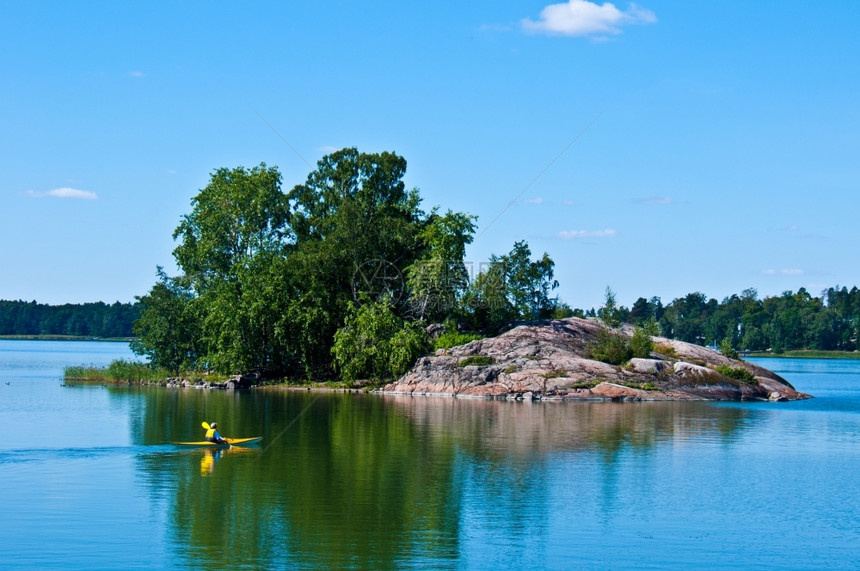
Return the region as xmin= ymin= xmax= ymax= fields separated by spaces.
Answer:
xmin=462 ymin=240 xmax=560 ymax=333
xmin=132 ymin=148 xmax=564 ymax=380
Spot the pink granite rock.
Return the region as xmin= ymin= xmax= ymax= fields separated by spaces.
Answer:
xmin=381 ymin=317 xmax=810 ymax=401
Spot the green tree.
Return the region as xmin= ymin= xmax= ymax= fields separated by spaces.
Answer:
xmin=630 ymin=326 xmax=654 ymax=358
xmin=131 ymin=268 xmax=202 ymax=371
xmin=332 ymin=297 xmax=429 ymax=382
xmin=461 ymin=260 xmax=514 ymax=333
xmin=173 ymin=164 xmax=289 ymax=290
xmin=824 ymin=286 xmax=858 ymax=350
xmin=461 ymin=241 xmax=559 ymax=333
xmin=288 ymin=148 xmax=423 ymax=274
xmin=719 ymin=337 xmax=739 ymax=359
xmin=552 ymin=302 xmax=577 ymax=319
xmin=134 ymin=151 xmax=435 ymax=378
xmin=659 ymin=292 xmax=712 ymax=344
xmin=199 ymin=251 xmax=296 ymax=373
xmin=628 ymin=296 xmax=657 ymax=326
xmin=502 ymin=241 xmax=559 ymax=320
xmin=285 ymin=148 xmax=430 ymax=376
xmin=130 ymin=147 xmax=578 ymax=380
xmin=131 ymin=164 xmax=291 ymax=374
xmin=405 ymin=210 xmax=477 ymax=322
xmin=599 ymin=286 xmax=622 ymax=328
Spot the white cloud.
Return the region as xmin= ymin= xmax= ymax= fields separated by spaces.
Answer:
xmin=27 ymin=187 xmax=98 ymax=200
xmin=525 ymin=197 xmax=544 ymax=204
xmin=522 ymin=0 xmax=656 ymax=37
xmin=761 ymin=269 xmax=805 ymax=276
xmin=557 ymin=228 xmax=617 ymax=239
xmin=128 ymin=70 xmax=144 ymax=78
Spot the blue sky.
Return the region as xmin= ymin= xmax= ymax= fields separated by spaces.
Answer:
xmin=2 ymin=1 xmax=858 ymax=310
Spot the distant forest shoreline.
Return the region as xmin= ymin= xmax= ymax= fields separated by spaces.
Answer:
xmin=0 ymin=300 xmax=139 ymax=339
xmin=2 ymin=283 xmax=860 ymax=356
xmin=0 ymin=335 xmax=133 ymax=341
xmin=600 ymin=285 xmax=860 ymax=354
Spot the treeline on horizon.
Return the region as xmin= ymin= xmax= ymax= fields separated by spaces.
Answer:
xmin=590 ymin=285 xmax=860 ymax=353
xmin=7 ymin=284 xmax=858 ymax=356
xmin=0 ymin=299 xmax=140 ymax=338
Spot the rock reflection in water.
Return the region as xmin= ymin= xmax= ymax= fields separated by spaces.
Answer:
xmin=383 ymin=395 xmax=753 ymax=460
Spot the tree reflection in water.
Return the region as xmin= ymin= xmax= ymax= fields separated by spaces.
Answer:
xmin=127 ymin=388 xmax=755 ymax=568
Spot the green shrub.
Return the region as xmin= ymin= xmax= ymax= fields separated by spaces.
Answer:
xmin=715 ymin=364 xmax=757 ymax=384
xmin=630 ymin=326 xmax=654 ymax=358
xmin=618 ymin=381 xmax=659 ymax=391
xmin=586 ymin=329 xmax=633 ymax=365
xmin=719 ymin=338 xmax=739 ymax=359
xmin=641 ymin=317 xmax=660 ymax=336
xmin=434 ymin=331 xmax=483 ymax=350
xmin=503 ymin=364 xmax=517 ymax=374
xmin=457 ymin=355 xmax=494 ymax=367
xmin=551 ymin=303 xmax=576 ymax=319
xmin=541 ymin=368 xmax=567 ymax=379
xmin=569 ymin=380 xmax=600 ymax=390
xmin=333 ymin=298 xmax=430 ymax=382
xmin=654 ymin=343 xmax=678 ymax=358
xmin=389 ymin=326 xmax=431 ymax=378
xmin=64 ymin=359 xmax=170 ymax=383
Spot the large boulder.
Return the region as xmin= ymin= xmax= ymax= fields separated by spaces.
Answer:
xmin=381 ymin=317 xmax=810 ymax=402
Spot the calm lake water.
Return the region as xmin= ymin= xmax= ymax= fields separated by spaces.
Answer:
xmin=1 ymin=340 xmax=859 ymax=569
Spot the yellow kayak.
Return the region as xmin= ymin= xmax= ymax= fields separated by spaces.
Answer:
xmin=173 ymin=436 xmax=263 ymax=447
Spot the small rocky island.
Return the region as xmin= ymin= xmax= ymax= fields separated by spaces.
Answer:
xmin=382 ymin=317 xmax=810 ymax=402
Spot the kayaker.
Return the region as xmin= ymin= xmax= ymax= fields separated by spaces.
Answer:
xmin=205 ymin=421 xmax=228 ymax=445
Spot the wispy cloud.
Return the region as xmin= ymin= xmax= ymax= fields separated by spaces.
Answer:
xmin=128 ymin=70 xmax=144 ymax=78
xmin=27 ymin=187 xmax=98 ymax=200
xmin=635 ymin=196 xmax=673 ymax=205
xmin=524 ymin=197 xmax=544 ymax=204
xmin=761 ymin=269 xmax=805 ymax=276
xmin=479 ymin=23 xmax=513 ymax=32
xmin=557 ymin=228 xmax=617 ymax=239
xmin=772 ymin=224 xmax=825 ymax=239
xmin=522 ymin=0 xmax=656 ymax=37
